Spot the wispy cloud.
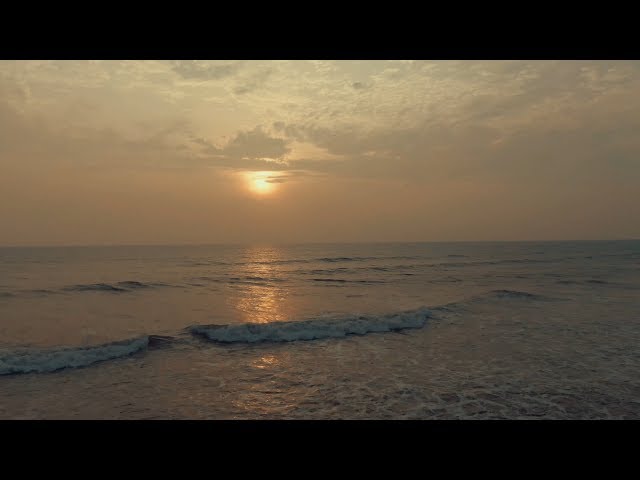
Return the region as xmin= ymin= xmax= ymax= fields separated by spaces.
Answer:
xmin=2 ymin=60 xmax=639 ymax=243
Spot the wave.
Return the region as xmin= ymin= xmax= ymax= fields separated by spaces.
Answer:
xmin=62 ymin=281 xmax=170 ymax=293
xmin=0 ymin=337 xmax=150 ymax=375
xmin=307 ymin=268 xmax=353 ymax=274
xmin=253 ymin=259 xmax=311 ymax=265
xmin=316 ymin=256 xmax=378 ymax=263
xmin=438 ymin=290 xmax=554 ymax=308
xmin=429 ymin=277 xmax=462 ymax=284
xmin=193 ymin=276 xmax=220 ymax=282
xmin=213 ymin=255 xmax=426 ymax=267
xmin=439 ymin=258 xmax=550 ymax=268
xmin=302 ymin=266 xmax=390 ymax=275
xmin=190 ymin=308 xmax=431 ymax=344
xmin=194 ymin=275 xmax=286 ymax=286
xmin=312 ymin=278 xmax=385 ymax=284
xmin=431 ymin=289 xmax=560 ymax=315
xmin=556 ymin=279 xmax=609 ymax=285
xmin=117 ymin=281 xmax=167 ymax=289
xmin=487 ymin=289 xmax=548 ymax=299
xmin=229 ymin=276 xmax=286 ymax=284
xmin=63 ymin=283 xmax=128 ymax=292
xmin=314 ymin=255 xmax=424 ymax=263
xmin=28 ymin=289 xmax=60 ymax=295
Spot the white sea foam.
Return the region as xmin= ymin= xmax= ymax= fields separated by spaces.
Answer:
xmin=0 ymin=337 xmax=149 ymax=375
xmin=190 ymin=308 xmax=431 ymax=344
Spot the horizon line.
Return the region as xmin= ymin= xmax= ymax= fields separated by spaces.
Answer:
xmin=1 ymin=238 xmax=639 ymax=249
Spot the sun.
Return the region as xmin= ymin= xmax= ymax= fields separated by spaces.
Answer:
xmin=245 ymin=171 xmax=277 ymax=195
xmin=252 ymin=177 xmax=273 ymax=194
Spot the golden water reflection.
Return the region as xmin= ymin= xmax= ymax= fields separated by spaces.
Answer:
xmin=252 ymin=354 xmax=280 ymax=370
xmin=230 ymin=246 xmax=293 ymax=324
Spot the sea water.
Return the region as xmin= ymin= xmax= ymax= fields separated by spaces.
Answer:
xmin=1 ymin=241 xmax=639 ymax=419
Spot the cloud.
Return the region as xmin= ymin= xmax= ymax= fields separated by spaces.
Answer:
xmin=233 ymin=68 xmax=273 ymax=95
xmin=171 ymin=61 xmax=242 ymax=81
xmin=276 ymin=94 xmax=640 ymax=184
xmin=220 ymin=126 xmax=290 ymax=160
xmin=263 ymin=171 xmax=321 ymax=183
xmin=2 ymin=60 xmax=640 ymax=244
xmin=3 ymin=60 xmax=640 ymax=186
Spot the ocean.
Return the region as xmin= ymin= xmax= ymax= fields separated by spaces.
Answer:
xmin=1 ymin=241 xmax=639 ymax=419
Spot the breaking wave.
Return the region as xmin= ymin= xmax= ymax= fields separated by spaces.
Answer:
xmin=190 ymin=308 xmax=431 ymax=344
xmin=0 ymin=337 xmax=150 ymax=375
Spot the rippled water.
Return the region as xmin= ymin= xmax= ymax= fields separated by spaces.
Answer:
xmin=1 ymin=241 xmax=639 ymax=419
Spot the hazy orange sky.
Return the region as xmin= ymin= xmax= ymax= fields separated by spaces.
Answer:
xmin=1 ymin=60 xmax=639 ymax=246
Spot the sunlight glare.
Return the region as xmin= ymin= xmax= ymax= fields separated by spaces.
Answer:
xmin=246 ymin=172 xmax=277 ymax=195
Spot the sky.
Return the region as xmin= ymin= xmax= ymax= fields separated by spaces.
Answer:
xmin=1 ymin=60 xmax=639 ymax=246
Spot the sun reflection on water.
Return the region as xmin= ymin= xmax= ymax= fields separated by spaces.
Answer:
xmin=253 ymin=354 xmax=280 ymax=370
xmin=230 ymin=246 xmax=291 ymax=324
